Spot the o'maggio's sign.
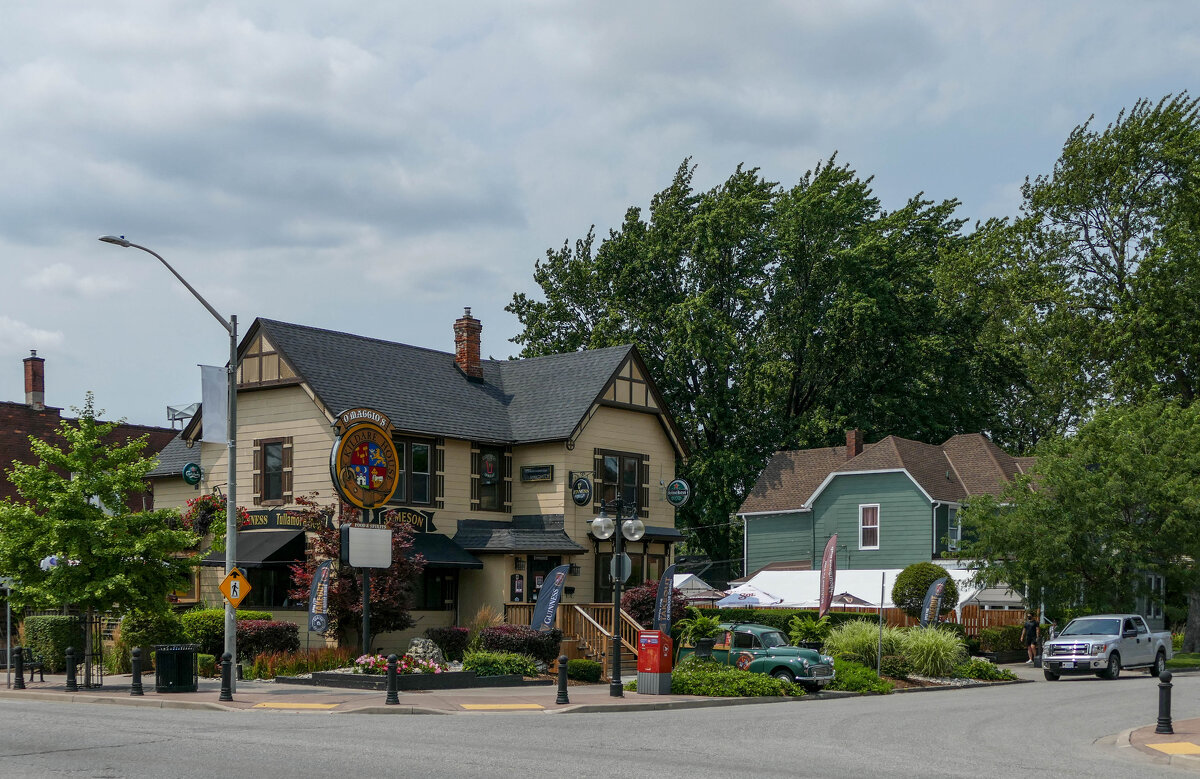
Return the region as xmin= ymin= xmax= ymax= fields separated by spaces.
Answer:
xmin=329 ymin=407 xmax=401 ymax=510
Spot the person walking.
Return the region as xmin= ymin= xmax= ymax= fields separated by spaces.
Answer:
xmin=1022 ymin=613 xmax=1039 ymax=665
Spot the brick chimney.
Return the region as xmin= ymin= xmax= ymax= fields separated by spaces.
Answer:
xmin=845 ymin=428 xmax=863 ymax=460
xmin=453 ymin=307 xmax=483 ymax=380
xmin=24 ymin=350 xmax=45 ymax=410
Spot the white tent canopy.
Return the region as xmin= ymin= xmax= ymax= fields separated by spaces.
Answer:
xmin=716 ymin=582 xmax=784 ymax=608
xmin=673 ymin=573 xmax=714 ymax=594
xmin=734 ymin=568 xmax=986 ymax=611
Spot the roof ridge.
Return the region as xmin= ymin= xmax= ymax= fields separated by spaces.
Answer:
xmin=258 ymin=318 xmax=455 ymax=360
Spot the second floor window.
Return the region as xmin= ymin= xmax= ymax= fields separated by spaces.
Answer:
xmin=390 ymin=438 xmax=433 ymax=506
xmin=859 ymin=504 xmax=879 ymax=550
xmin=253 ymin=436 xmax=292 ymax=506
xmin=594 ymin=449 xmax=648 ymax=517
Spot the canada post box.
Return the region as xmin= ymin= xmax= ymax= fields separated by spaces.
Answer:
xmin=638 ymin=630 xmax=673 ymax=674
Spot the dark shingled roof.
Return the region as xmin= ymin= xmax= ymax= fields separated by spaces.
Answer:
xmin=453 ymin=515 xmax=587 ymax=553
xmin=256 ymin=318 xmax=632 ymax=443
xmin=739 ymin=433 xmax=1029 ymax=515
xmin=148 ymin=434 xmax=197 ymax=478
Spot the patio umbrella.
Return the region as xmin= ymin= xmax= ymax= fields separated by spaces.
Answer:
xmin=716 ymin=583 xmax=785 ymax=608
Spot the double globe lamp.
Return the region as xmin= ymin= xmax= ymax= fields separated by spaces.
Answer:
xmin=590 ymin=500 xmax=645 ymax=697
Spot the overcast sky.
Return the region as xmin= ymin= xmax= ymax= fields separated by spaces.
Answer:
xmin=1 ymin=1 xmax=1196 ymax=428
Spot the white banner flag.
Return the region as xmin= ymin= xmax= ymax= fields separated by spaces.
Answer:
xmin=200 ymin=365 xmax=228 ymax=444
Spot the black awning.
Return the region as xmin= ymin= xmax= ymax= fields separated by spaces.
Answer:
xmin=407 ymin=533 xmax=483 ymax=569
xmin=202 ymin=529 xmax=306 ymax=568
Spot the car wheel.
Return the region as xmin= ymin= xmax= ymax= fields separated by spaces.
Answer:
xmin=1150 ymin=651 xmax=1166 ymax=678
xmin=771 ymin=668 xmax=795 ymax=683
xmin=1101 ymin=653 xmax=1121 ymax=680
xmin=1043 ymin=669 xmax=1060 ymax=681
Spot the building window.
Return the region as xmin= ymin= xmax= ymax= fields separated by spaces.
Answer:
xmin=388 ymin=437 xmax=438 ymax=507
xmin=253 ymin=437 xmax=292 ymax=506
xmin=471 ymin=444 xmax=511 ymax=512
xmin=593 ymin=548 xmax=667 ymax=603
xmin=594 ymin=449 xmax=649 ymax=518
xmin=1147 ymin=574 xmax=1165 ymax=620
xmin=859 ymin=504 xmax=879 ymax=550
xmin=414 ymin=569 xmax=458 ymax=611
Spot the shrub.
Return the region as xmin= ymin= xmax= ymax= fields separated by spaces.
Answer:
xmin=901 ymin=626 xmax=967 ymax=677
xmin=198 ymin=654 xmax=216 ymax=677
xmin=465 ymin=605 xmax=504 ymax=652
xmin=567 ymin=658 xmax=603 ymax=683
xmin=823 ymin=619 xmax=903 ymax=668
xmin=700 ymin=608 xmax=863 ymax=633
xmin=1174 ymin=632 xmax=1185 ymax=652
xmin=951 ymin=658 xmax=1018 ymax=681
xmin=245 ymin=647 xmax=354 ymax=680
xmin=621 ymin=580 xmax=688 ymax=628
xmin=788 ymin=614 xmax=832 ymax=645
xmin=979 ymin=625 xmax=1023 ymax=652
xmin=236 ymin=620 xmax=300 ymax=662
xmin=826 ymin=658 xmax=893 ymax=694
xmin=669 ymin=655 xmax=797 ymax=697
xmin=117 ymin=609 xmax=185 ymax=651
xmin=479 ymin=624 xmax=563 ymax=665
xmin=891 ymin=563 xmax=959 ymax=619
xmin=463 ymin=650 xmax=539 ymax=677
xmin=425 ymin=626 xmax=470 ymax=662
xmin=22 ymin=616 xmax=85 ymax=672
xmin=180 ymin=609 xmax=275 ymax=656
xmin=879 ymin=654 xmax=912 ymax=680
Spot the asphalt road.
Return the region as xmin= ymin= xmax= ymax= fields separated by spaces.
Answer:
xmin=0 ymin=670 xmax=1195 ymax=778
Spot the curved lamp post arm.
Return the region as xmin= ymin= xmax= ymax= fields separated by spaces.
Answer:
xmin=99 ymin=236 xmax=233 ymax=334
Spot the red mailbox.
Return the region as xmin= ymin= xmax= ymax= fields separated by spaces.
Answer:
xmin=638 ymin=630 xmax=673 ymax=674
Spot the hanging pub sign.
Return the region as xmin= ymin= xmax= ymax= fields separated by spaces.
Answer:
xmin=665 ymin=478 xmax=692 ymax=508
xmin=329 ymin=407 xmax=401 ymax=510
xmin=571 ymin=476 xmax=592 ymax=507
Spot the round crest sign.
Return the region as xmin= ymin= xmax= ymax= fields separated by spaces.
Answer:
xmin=665 ymin=478 xmax=692 ymax=508
xmin=571 ymin=476 xmax=592 ymax=507
xmin=330 ymin=419 xmax=400 ymax=509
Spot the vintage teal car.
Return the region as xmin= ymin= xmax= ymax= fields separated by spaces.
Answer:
xmin=677 ymin=622 xmax=835 ymax=691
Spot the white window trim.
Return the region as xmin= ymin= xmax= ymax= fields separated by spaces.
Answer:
xmin=859 ymin=503 xmax=880 ymax=550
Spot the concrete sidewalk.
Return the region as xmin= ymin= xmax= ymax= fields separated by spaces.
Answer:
xmin=0 ymin=672 xmax=816 ymax=715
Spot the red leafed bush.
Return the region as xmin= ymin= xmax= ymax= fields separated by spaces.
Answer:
xmin=425 ymin=626 xmax=470 ymax=661
xmin=479 ymin=624 xmax=563 ymax=664
xmin=621 ymin=580 xmax=688 ymax=628
xmin=236 ymin=620 xmax=300 ymax=662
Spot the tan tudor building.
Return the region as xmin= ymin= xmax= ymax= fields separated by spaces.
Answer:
xmin=149 ymin=309 xmax=688 ymax=650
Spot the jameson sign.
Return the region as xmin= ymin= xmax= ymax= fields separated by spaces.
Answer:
xmin=652 ymin=564 xmax=677 ymax=632
xmin=819 ymin=534 xmax=837 ymax=618
xmin=308 ymin=560 xmax=334 ymax=633
xmin=530 ymin=564 xmax=571 ymax=633
xmin=920 ymin=577 xmax=949 ymax=628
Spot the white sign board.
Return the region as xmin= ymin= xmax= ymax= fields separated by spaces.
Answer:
xmin=345 ymin=525 xmax=393 ymax=569
xmin=0 ymin=577 xmax=12 ymax=589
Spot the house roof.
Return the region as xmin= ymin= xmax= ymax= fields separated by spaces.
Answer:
xmin=738 ymin=432 xmax=1028 ymax=515
xmin=253 ymin=318 xmax=653 ymax=446
xmin=452 ymin=514 xmax=587 ymax=554
xmin=148 ymin=434 xmax=197 ymax=478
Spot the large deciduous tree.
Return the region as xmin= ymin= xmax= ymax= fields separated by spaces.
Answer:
xmin=959 ymin=400 xmax=1200 ymax=632
xmin=0 ymin=394 xmax=197 ymax=661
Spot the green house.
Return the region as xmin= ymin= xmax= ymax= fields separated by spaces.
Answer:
xmin=737 ymin=430 xmax=1034 ymax=577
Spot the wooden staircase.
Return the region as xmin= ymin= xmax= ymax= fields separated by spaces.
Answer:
xmin=505 ymin=603 xmax=640 ymax=680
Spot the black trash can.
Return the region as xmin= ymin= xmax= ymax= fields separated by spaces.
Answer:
xmin=153 ymin=644 xmax=199 ymax=693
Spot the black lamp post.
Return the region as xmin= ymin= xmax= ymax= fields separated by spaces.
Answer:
xmin=590 ymin=498 xmax=645 ymax=697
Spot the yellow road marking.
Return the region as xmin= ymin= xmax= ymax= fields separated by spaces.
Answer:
xmin=1148 ymin=742 xmax=1200 ymax=755
xmin=252 ymin=702 xmax=339 ymax=710
xmin=460 ymin=703 xmax=544 ymax=710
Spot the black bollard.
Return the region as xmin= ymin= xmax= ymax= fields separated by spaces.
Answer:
xmin=12 ymin=647 xmax=25 ymax=690
xmin=385 ymin=654 xmax=399 ymax=705
xmin=556 ymin=654 xmax=570 ymax=705
xmin=219 ymin=652 xmax=233 ymax=702
xmin=130 ymin=647 xmax=144 ymax=696
xmin=65 ymin=647 xmax=77 ymax=692
xmin=1156 ymin=669 xmax=1174 ymax=734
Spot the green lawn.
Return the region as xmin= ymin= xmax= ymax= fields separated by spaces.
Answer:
xmin=1166 ymin=652 xmax=1200 ymax=668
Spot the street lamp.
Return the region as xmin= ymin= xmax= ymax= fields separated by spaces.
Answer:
xmin=590 ymin=499 xmax=645 ymax=697
xmin=99 ymin=235 xmax=239 ymax=687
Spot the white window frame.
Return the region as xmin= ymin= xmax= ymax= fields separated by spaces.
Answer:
xmin=859 ymin=504 xmax=880 ymax=550
xmin=1146 ymin=574 xmax=1165 ymax=620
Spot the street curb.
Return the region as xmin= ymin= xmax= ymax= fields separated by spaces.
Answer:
xmin=892 ymin=678 xmax=1030 ymax=694
xmin=338 ymin=706 xmax=451 ymax=716
xmin=0 ymin=690 xmax=233 ymax=712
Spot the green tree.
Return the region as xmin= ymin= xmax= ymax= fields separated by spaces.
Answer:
xmin=0 ymin=394 xmax=197 ymax=660
xmin=959 ymin=400 xmax=1200 ymax=635
xmin=891 ymin=562 xmax=960 ymax=620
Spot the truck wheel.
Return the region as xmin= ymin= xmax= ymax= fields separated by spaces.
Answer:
xmin=1043 ymin=669 xmax=1060 ymax=681
xmin=1101 ymin=653 xmax=1121 ymax=680
xmin=1150 ymin=651 xmax=1166 ymax=678
xmin=771 ymin=668 xmax=795 ymax=683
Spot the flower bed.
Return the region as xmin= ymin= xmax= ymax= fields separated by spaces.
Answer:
xmin=352 ymin=653 xmax=446 ymax=675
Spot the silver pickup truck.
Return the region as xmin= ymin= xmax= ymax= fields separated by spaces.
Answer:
xmin=1041 ymin=614 xmax=1172 ymax=681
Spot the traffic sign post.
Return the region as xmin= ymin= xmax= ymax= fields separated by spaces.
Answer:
xmin=220 ymin=568 xmax=251 ymax=609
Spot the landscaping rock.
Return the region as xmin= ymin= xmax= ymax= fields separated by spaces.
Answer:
xmin=407 ymin=637 xmax=445 ymax=666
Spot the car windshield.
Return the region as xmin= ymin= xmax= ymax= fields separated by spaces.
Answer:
xmin=1060 ymin=618 xmax=1120 ymax=636
xmin=760 ymin=630 xmax=788 ymax=648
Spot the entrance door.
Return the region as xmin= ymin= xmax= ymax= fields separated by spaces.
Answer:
xmin=526 ymin=555 xmax=562 ymax=602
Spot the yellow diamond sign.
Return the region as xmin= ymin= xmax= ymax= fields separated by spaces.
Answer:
xmin=220 ymin=568 xmax=251 ymax=608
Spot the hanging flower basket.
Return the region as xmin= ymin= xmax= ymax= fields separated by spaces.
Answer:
xmin=179 ymin=494 xmax=251 ymax=536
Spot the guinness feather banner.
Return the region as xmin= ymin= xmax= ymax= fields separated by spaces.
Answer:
xmin=530 ymin=564 xmax=572 ymax=633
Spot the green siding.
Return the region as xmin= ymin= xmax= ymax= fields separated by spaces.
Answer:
xmin=744 ymin=512 xmax=814 ymax=574
xmin=811 ymin=472 xmax=932 ymax=570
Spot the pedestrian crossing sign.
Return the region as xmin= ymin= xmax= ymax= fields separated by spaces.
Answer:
xmin=220 ymin=568 xmax=251 ymax=608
